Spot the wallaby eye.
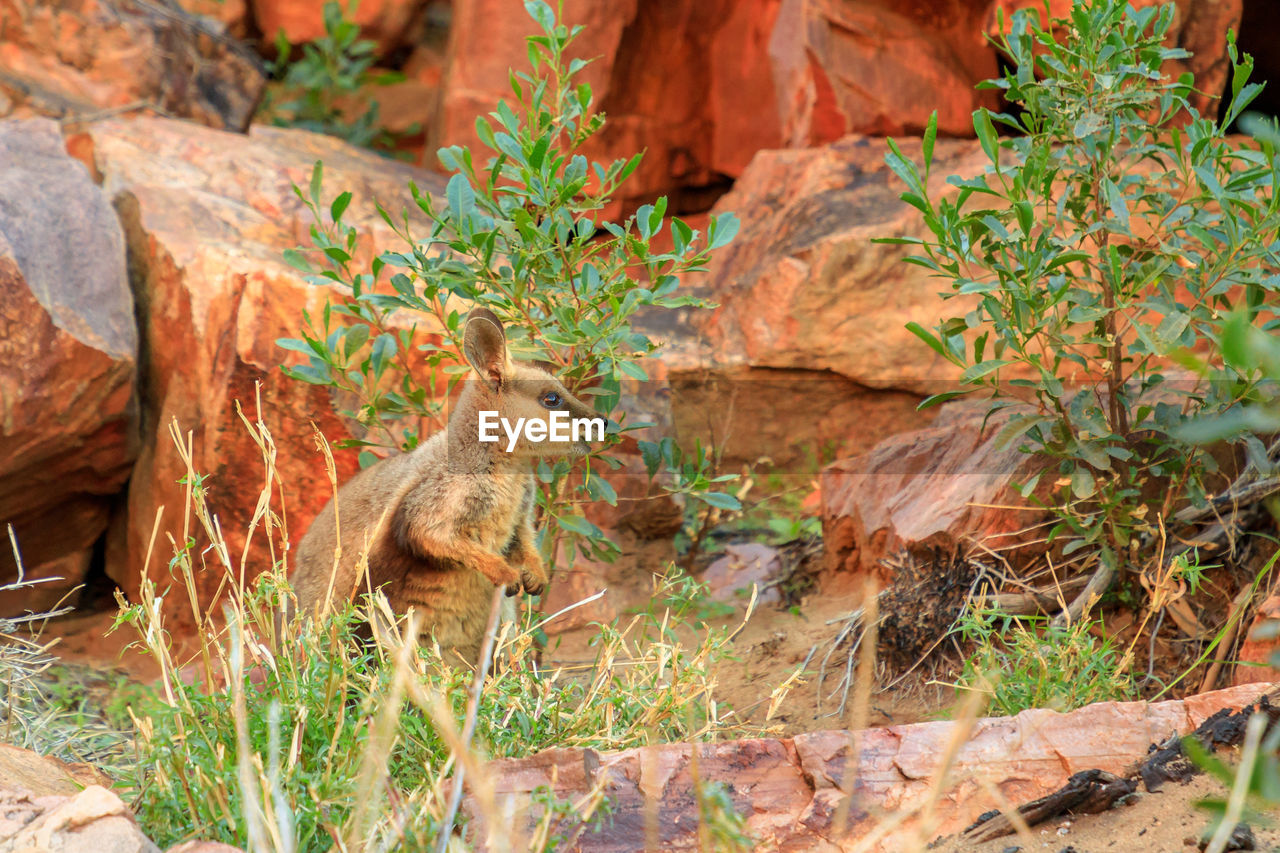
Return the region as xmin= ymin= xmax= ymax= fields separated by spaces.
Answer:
xmin=540 ymin=391 xmax=562 ymax=409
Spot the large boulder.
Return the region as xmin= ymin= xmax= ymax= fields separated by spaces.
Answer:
xmin=694 ymin=135 xmax=986 ymax=392
xmin=0 ymin=119 xmax=136 ymax=615
xmin=637 ymin=136 xmax=986 ymax=474
xmin=820 ymin=403 xmax=1050 ymax=580
xmin=0 ymin=0 xmax=266 ymax=131
xmin=81 ymin=117 xmax=444 ymax=632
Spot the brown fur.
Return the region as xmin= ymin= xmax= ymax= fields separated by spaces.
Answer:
xmin=289 ymin=308 xmax=604 ymax=664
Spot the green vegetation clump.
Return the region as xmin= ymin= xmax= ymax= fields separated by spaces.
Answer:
xmin=278 ymin=0 xmax=741 ymax=571
xmin=887 ymin=0 xmax=1280 ymax=620
xmin=951 ymin=605 xmax=1133 ymax=715
xmin=110 ymin=418 xmax=771 ymax=849
xmin=259 ymin=0 xmax=406 ymax=152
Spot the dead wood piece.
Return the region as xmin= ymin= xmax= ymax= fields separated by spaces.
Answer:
xmin=1134 ymin=697 xmax=1280 ymax=792
xmin=959 ymin=691 xmax=1280 ymax=845
xmin=961 ymin=769 xmax=1136 ymax=843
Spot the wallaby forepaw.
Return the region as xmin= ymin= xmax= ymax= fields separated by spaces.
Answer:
xmin=521 ymin=572 xmax=546 ymax=597
xmin=518 ymin=557 xmax=548 ymax=597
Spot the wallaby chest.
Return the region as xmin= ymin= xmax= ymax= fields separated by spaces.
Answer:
xmin=445 ymin=467 xmax=533 ymax=554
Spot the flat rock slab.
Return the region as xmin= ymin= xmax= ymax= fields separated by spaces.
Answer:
xmin=464 ymin=682 xmax=1271 ymax=851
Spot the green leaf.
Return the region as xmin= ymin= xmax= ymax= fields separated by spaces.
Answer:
xmin=445 ymin=173 xmax=475 ymax=221
xmin=308 ymin=160 xmax=324 ymax=206
xmin=523 ymin=0 xmax=554 ymax=31
xmin=618 ymin=360 xmax=648 ymax=380
xmin=556 ymin=514 xmax=601 ymax=538
xmin=906 ymin=322 xmax=948 ymax=359
xmin=695 ymin=491 xmax=742 ymax=511
xmin=343 ymin=325 xmax=370 ymax=359
xmin=960 ymin=360 xmax=1011 ymax=383
xmin=1070 ymin=466 xmax=1096 ymax=500
xmin=709 ymin=213 xmax=739 ymax=249
xmin=329 ymin=191 xmax=352 ymax=223
xmin=973 ymin=108 xmax=1000 ymax=167
xmin=275 ymin=337 xmax=314 ymax=355
xmin=922 ymin=111 xmax=938 ymax=170
xmin=993 ymin=414 xmax=1049 ymax=451
xmin=917 ymin=389 xmax=972 ymax=410
xmin=283 ymin=248 xmax=313 ymax=273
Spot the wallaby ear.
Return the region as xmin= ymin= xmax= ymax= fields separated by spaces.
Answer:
xmin=462 ymin=307 xmax=507 ymax=391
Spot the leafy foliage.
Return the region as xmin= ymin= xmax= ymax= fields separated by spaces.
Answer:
xmin=952 ymin=604 xmax=1134 ymax=715
xmin=277 ymin=1 xmax=740 ymax=568
xmin=886 ymin=0 xmax=1280 ymax=592
xmin=260 ymin=0 xmax=406 ymax=152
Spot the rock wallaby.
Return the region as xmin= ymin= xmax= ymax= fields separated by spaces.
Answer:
xmin=290 ymin=307 xmax=605 ymax=665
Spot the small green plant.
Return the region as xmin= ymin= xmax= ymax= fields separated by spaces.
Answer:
xmin=260 ymin=0 xmax=405 ymax=151
xmin=885 ymin=0 xmax=1280 ymax=619
xmin=951 ymin=604 xmax=1134 ymax=715
xmin=278 ymin=1 xmax=740 ymax=571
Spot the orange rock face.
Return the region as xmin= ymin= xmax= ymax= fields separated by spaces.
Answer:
xmin=820 ymin=403 xmax=1050 ymax=580
xmin=0 ymin=0 xmax=266 ymax=131
xmin=0 ymin=119 xmax=136 ymax=615
xmin=772 ymin=0 xmax=1002 ymax=146
xmin=84 ymin=117 xmax=444 ymax=633
xmin=432 ymin=0 xmax=784 ymax=209
xmin=696 ymin=135 xmax=987 ymax=393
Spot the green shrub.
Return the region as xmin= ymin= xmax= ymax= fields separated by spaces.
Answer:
xmin=259 ymin=0 xmax=405 ymax=152
xmin=277 ymin=0 xmax=740 ymax=570
xmin=952 ymin=604 xmax=1134 ymax=715
xmin=885 ymin=0 xmax=1280 ymax=618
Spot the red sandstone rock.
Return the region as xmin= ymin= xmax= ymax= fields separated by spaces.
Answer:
xmin=465 ymin=683 xmax=1269 ymax=851
xmin=0 ymin=119 xmax=136 ymax=614
xmin=1233 ymin=593 xmax=1280 ymax=686
xmin=697 ymin=136 xmax=988 ymax=393
xmin=771 ymin=0 xmax=1001 ymax=147
xmin=0 ymin=0 xmax=265 ymax=131
xmin=0 ymin=785 xmax=159 ymax=852
xmin=820 ymin=403 xmax=1050 ymax=579
xmin=432 ymin=0 xmax=784 ymax=208
xmin=83 ymin=117 xmax=444 ymax=633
